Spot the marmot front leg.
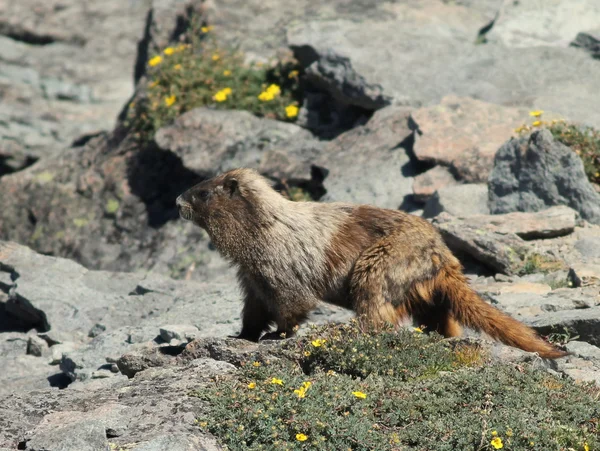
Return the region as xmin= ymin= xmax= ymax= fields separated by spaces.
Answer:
xmin=235 ymin=292 xmax=273 ymax=342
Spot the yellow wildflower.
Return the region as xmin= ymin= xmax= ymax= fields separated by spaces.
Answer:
xmin=176 ymin=44 xmax=188 ymax=52
xmin=174 ymin=64 xmax=182 ymax=70
xmin=296 ymin=433 xmax=308 ymax=442
xmin=213 ymin=90 xmax=228 ymax=102
xmin=352 ymin=391 xmax=367 ymax=399
xmin=490 ymin=437 xmax=503 ymax=449
xmin=201 ymin=25 xmax=214 ymax=33
xmin=288 ymin=70 xmax=299 ymax=79
xmin=294 ymin=388 xmax=306 ymax=398
xmin=164 ymin=95 xmax=176 ymax=107
xmin=491 ymin=431 xmax=498 ymax=436
xmin=223 ymin=70 xmax=232 ymax=76
xmin=266 ymin=84 xmax=281 ymax=95
xmin=326 ymin=370 xmax=336 ymax=376
xmin=532 ymin=120 xmax=541 ymax=127
xmin=413 ymin=327 xmax=423 ymax=333
xmin=199 ymin=421 xmax=208 ymax=427
xmin=514 ymin=125 xmax=527 ymax=133
xmin=164 ymin=47 xmax=175 ymax=56
xmin=302 ymin=381 xmax=312 ymax=389
xmin=148 ymin=80 xmax=158 ymax=88
xmin=311 ymin=339 xmax=324 ymax=347
xmin=303 ymin=351 xmax=311 ymax=357
xmin=148 ymin=55 xmax=162 ymax=67
xmin=247 ymin=382 xmax=256 ymax=389
xmin=212 ymin=54 xmax=220 ymax=61
xmin=529 ymin=110 xmax=544 ymax=117
xmin=584 ymin=443 xmax=590 ymax=451
xmin=271 ymin=377 xmax=284 ymax=385
xmin=252 ymin=361 xmax=261 ymax=367
xmin=258 ymin=91 xmax=275 ymax=102
xmin=285 ymin=104 xmax=299 ymax=118
xmin=223 ymin=87 xmax=232 ymax=95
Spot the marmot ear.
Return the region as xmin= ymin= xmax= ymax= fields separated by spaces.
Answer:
xmin=223 ymin=178 xmax=239 ymax=197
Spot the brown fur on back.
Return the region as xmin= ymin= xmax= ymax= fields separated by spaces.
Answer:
xmin=177 ymin=168 xmax=566 ymax=358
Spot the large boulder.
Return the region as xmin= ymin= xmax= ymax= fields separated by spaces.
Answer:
xmin=488 ymin=129 xmax=600 ymax=224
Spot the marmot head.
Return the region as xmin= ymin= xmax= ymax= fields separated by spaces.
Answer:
xmin=176 ymin=168 xmax=283 ymax=236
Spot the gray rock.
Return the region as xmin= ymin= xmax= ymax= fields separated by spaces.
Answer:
xmin=528 ymin=307 xmax=600 ymax=347
xmin=317 ymin=106 xmax=417 ymax=209
xmin=88 ymin=324 xmax=106 ymax=338
xmin=291 ymin=47 xmax=391 ymax=110
xmin=571 ymin=30 xmax=600 ymax=58
xmin=50 ymin=342 xmax=78 ymax=365
xmin=486 ymin=0 xmax=600 ymax=48
xmin=285 ymin=11 xmax=600 ymax=129
xmin=566 ymin=341 xmax=600 ymax=360
xmin=574 ymin=237 xmax=600 ymax=258
xmin=159 ymin=325 xmax=200 ymax=343
xmin=25 ymin=420 xmax=108 ymax=451
xmin=27 ymin=335 xmax=48 ymax=357
xmin=0 ymin=356 xmax=237 ymax=449
xmin=423 ymin=184 xmax=489 ymax=218
xmin=488 ymin=130 xmax=600 ymax=224
xmin=411 ymin=96 xmax=536 ymax=183
xmin=412 ymin=166 xmax=459 ymax=203
xmin=154 ymin=108 xmax=321 ymax=180
xmin=432 ymin=212 xmax=531 ymax=274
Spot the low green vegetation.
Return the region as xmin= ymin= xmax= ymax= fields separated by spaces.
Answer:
xmin=125 ymin=24 xmax=302 ymax=141
xmin=192 ymin=322 xmax=598 ymax=451
xmin=519 ymin=253 xmax=566 ymax=276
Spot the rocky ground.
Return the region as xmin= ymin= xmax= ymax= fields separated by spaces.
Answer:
xmin=1 ymin=0 xmax=600 ymax=450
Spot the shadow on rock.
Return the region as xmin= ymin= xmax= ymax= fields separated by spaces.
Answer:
xmin=126 ymin=142 xmax=204 ymax=228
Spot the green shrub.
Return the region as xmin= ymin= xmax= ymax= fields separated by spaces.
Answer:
xmin=193 ymin=322 xmax=598 ymax=450
xmin=125 ymin=26 xmax=302 ymax=141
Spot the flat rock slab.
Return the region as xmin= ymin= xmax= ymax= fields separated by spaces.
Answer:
xmin=411 ymin=96 xmax=534 ymax=182
xmin=286 ymin=12 xmax=600 ymax=129
xmin=432 ymin=212 xmax=530 ymax=275
xmin=423 ymin=184 xmax=489 ymax=218
xmin=528 ymin=307 xmax=600 ymax=347
xmin=486 ymin=0 xmax=600 ymax=48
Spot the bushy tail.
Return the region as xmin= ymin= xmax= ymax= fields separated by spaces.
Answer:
xmin=437 ymin=264 xmax=567 ymax=359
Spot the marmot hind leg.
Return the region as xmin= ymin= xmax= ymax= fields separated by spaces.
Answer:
xmin=349 ymin=236 xmax=423 ymax=329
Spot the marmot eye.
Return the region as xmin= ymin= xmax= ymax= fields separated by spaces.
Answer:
xmin=199 ymin=190 xmax=210 ymax=199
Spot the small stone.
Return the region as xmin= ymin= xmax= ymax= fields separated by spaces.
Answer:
xmin=412 ymin=166 xmax=458 ymax=203
xmin=159 ymin=325 xmax=200 ymax=343
xmin=49 ymin=342 xmax=76 ymax=365
xmin=110 ymin=363 xmax=119 ymax=373
xmin=27 ymin=335 xmax=48 ymax=357
xmin=88 ymin=323 xmax=106 ymax=338
xmin=91 ymin=370 xmax=112 ymax=379
xmin=568 ymin=264 xmax=600 ymax=288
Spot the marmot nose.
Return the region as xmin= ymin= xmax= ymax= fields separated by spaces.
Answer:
xmin=176 ymin=195 xmax=184 ymax=207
